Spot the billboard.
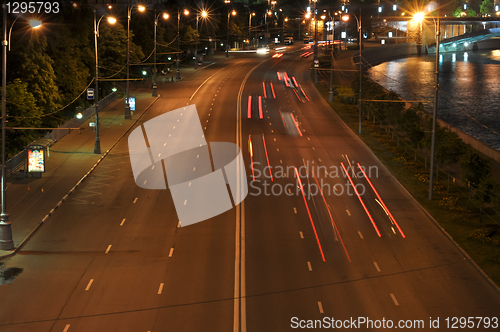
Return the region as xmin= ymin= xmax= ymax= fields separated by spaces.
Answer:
xmin=27 ymin=147 xmax=45 ymax=173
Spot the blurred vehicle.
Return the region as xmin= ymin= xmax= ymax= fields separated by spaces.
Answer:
xmin=284 ymin=37 xmax=294 ymax=45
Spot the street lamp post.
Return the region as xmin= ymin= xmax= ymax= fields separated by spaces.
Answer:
xmin=195 ymin=11 xmax=207 ymax=70
xmin=153 ymin=12 xmax=169 ymax=97
xmin=342 ymin=10 xmax=362 ymax=134
xmin=1 ymin=7 xmax=42 ymax=250
xmin=177 ymin=9 xmax=189 ymax=79
xmin=227 ymin=10 xmax=236 ymax=57
xmin=313 ymin=0 xmax=319 ymax=84
xmin=125 ymin=3 xmax=145 ymax=119
xmin=329 ymin=11 xmax=335 ymax=102
xmin=94 ymin=11 xmax=117 ymax=153
xmin=249 ymin=12 xmax=255 ymax=50
xmin=429 ymin=17 xmax=440 ymax=200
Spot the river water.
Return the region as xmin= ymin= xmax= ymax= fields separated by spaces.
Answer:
xmin=367 ymin=50 xmax=500 ymax=151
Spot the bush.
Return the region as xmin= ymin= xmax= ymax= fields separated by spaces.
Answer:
xmin=459 ymin=146 xmax=491 ymax=187
xmin=468 ymin=228 xmax=499 ymax=246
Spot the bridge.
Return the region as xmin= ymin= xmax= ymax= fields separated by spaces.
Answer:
xmin=368 ymin=16 xmax=500 ymax=53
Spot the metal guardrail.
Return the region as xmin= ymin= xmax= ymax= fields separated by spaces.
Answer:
xmin=5 ymin=92 xmax=117 ymax=177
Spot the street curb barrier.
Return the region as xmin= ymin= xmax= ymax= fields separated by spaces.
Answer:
xmin=0 ymin=95 xmax=161 ymax=260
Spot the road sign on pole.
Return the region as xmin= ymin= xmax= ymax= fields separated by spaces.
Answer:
xmin=87 ymin=88 xmax=94 ymax=100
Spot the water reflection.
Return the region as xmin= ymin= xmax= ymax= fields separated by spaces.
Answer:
xmin=368 ymin=50 xmax=500 ymax=150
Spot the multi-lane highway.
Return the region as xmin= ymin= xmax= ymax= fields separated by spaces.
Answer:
xmin=0 ymin=47 xmax=499 ymax=332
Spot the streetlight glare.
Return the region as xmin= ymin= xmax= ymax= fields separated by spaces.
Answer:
xmin=29 ymin=19 xmax=42 ymax=29
xmin=184 ymin=9 xmax=189 ymax=16
xmin=305 ymin=13 xmax=310 ymax=19
xmin=414 ymin=12 xmax=424 ymax=22
xmin=252 ymin=12 xmax=256 ymax=16
xmin=163 ymin=13 xmax=169 ymax=20
xmin=232 ymin=10 xmax=237 ymax=16
xmin=321 ymin=15 xmax=326 ymax=20
xmin=342 ymin=15 xmax=349 ymax=22
xmin=107 ymin=17 xmax=117 ymax=24
xmin=202 ymin=10 xmax=208 ymax=18
xmin=138 ymin=6 xmax=145 ymax=12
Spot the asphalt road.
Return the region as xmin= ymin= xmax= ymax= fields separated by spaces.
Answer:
xmin=0 ymin=47 xmax=499 ymax=332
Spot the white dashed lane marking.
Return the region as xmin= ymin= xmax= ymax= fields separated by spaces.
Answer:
xmin=85 ymin=279 xmax=94 ymax=291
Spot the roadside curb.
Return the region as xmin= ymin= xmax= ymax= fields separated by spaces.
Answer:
xmin=315 ymin=85 xmax=500 ymax=295
xmin=0 ymin=95 xmax=161 ymax=260
xmin=177 ymin=57 xmax=231 ymax=81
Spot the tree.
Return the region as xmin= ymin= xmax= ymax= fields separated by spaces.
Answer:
xmin=184 ymin=26 xmax=199 ymax=43
xmin=47 ymin=24 xmax=90 ymax=108
xmin=17 ymin=34 xmax=61 ymax=122
xmin=399 ymin=105 xmax=424 ymax=147
xmin=97 ymin=22 xmax=145 ymax=79
xmin=1 ymin=79 xmax=42 ymax=157
xmin=480 ymin=0 xmax=495 ymax=14
xmin=474 ymin=176 xmax=495 ymax=222
xmin=459 ymin=146 xmax=491 ymax=187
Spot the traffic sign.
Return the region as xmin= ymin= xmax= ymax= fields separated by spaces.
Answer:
xmin=314 ymin=59 xmax=319 ymax=68
xmin=87 ymin=88 xmax=94 ymax=100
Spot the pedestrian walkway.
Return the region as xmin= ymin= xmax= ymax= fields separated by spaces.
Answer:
xmin=155 ymin=52 xmax=229 ymax=84
xmin=0 ymin=86 xmax=157 ymax=259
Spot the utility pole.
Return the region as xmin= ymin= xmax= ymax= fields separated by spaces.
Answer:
xmin=429 ymin=17 xmax=440 ymax=200
xmin=313 ymin=0 xmax=318 ymax=84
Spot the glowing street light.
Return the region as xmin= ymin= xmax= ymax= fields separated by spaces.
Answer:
xmin=414 ymin=12 xmax=425 ymax=22
xmin=29 ymin=19 xmax=42 ymax=28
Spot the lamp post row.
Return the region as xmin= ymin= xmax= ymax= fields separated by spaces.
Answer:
xmin=1 ymin=4 xmax=42 ymax=250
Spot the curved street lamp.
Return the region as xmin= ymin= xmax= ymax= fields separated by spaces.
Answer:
xmin=125 ymin=4 xmax=146 ymax=119
xmin=1 ymin=6 xmax=42 ymax=250
xmin=177 ymin=9 xmax=190 ymax=79
xmin=195 ymin=10 xmax=208 ymax=70
xmin=342 ymin=11 xmax=362 ymax=134
xmin=94 ymin=11 xmax=117 ymax=153
xmin=153 ymin=11 xmax=169 ymax=96
xmin=227 ymin=10 xmax=236 ymax=57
